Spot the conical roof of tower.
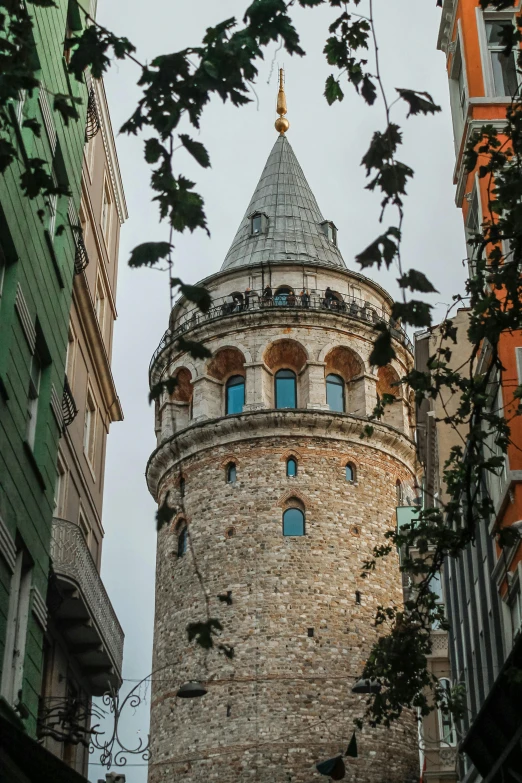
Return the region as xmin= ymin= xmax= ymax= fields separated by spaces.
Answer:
xmin=221 ymin=134 xmax=346 ymax=271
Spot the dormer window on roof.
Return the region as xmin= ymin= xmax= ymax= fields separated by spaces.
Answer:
xmin=250 ymin=212 xmax=268 ymax=237
xmin=320 ymin=220 xmax=338 ymax=246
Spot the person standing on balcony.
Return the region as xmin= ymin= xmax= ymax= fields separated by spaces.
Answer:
xmin=263 ymin=284 xmax=273 ymax=305
xmin=300 ymin=289 xmax=310 ymax=308
xmin=244 ymin=287 xmax=252 ymax=308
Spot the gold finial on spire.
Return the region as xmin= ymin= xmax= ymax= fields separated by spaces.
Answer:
xmin=275 ymin=68 xmax=290 ymax=135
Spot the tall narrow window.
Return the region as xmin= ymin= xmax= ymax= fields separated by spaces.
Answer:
xmin=396 ymin=480 xmax=404 ymax=505
xmin=226 ymin=462 xmax=237 ymax=483
xmin=438 ymin=679 xmax=457 ymax=746
xmin=448 ymin=37 xmax=468 ymax=145
xmin=95 ymin=276 xmax=106 ymax=335
xmin=326 ymin=374 xmax=345 ymax=412
xmin=283 ymin=508 xmax=305 ymax=536
xmin=226 ymin=375 xmax=245 ymax=415
xmin=179 ymin=477 xmax=186 ymax=498
xmin=286 ymin=457 xmax=297 ymax=477
xmin=0 ymin=244 xmax=6 ymax=306
xmin=53 ymin=454 xmax=67 ymax=517
xmin=26 ymin=350 xmax=42 ymax=450
xmin=345 ymin=463 xmax=355 ymax=482
xmin=275 ymin=369 xmax=297 ymax=409
xmin=84 ymin=389 xmax=97 ymax=467
xmin=177 ymin=525 xmax=188 ymax=558
xmin=465 ymin=185 xmax=481 ymax=279
xmin=101 ymin=178 xmax=112 ymax=242
xmin=65 ymin=325 xmax=76 ymax=383
xmin=485 ymin=19 xmax=518 ymax=97
xmin=1 ymin=550 xmax=32 ymax=706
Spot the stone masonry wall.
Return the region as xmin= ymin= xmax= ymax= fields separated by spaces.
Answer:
xmin=147 ymin=419 xmax=418 ymax=783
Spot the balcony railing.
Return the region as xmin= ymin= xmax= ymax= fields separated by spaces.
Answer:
xmin=62 ymin=375 xmax=78 ymax=429
xmin=50 ymin=518 xmax=124 ymax=689
xmin=150 ymin=288 xmax=413 ymax=378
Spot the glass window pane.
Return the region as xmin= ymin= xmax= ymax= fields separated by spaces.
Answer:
xmin=283 ymin=508 xmax=304 ymax=536
xmin=491 ymin=50 xmax=518 ymax=97
xmin=252 ymin=215 xmax=262 ymax=234
xmin=326 ymin=374 xmax=344 ymax=412
xmin=227 ymin=463 xmax=236 ymax=483
xmin=275 ymin=370 xmax=296 ymax=409
xmin=346 ymin=464 xmax=353 ymax=482
xmin=178 ymin=528 xmax=187 ymax=557
xmin=287 ymin=458 xmax=297 ymax=477
xmin=486 ymin=20 xmax=509 ymax=45
xmin=226 ymin=376 xmax=245 ymax=415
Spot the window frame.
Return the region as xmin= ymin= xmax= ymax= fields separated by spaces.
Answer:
xmin=26 ymin=349 xmax=42 ymax=450
xmin=286 ymin=457 xmax=297 ymax=477
xmin=437 ymin=678 xmax=457 ymax=747
xmin=250 ymin=211 xmax=268 ymax=236
xmin=345 ymin=463 xmax=355 ymax=483
xmin=0 ymin=549 xmax=32 ymax=706
xmin=53 ymin=452 xmax=68 ymax=518
xmin=225 ymin=375 xmax=245 ymax=415
xmin=83 ymin=385 xmax=97 ymax=471
xmin=177 ymin=524 xmax=188 ymax=558
xmin=448 ymin=24 xmax=469 ymax=148
xmin=283 ymin=507 xmax=305 ymax=537
xmin=465 ymin=178 xmax=482 ymax=280
xmin=226 ymin=462 xmax=237 ymax=484
xmin=478 ymin=9 xmax=519 ymax=98
xmin=275 ymin=368 xmax=297 ymax=410
xmin=94 ymin=274 xmax=106 ymax=336
xmin=326 ymin=373 xmax=345 ymax=412
xmin=101 ymin=175 xmax=113 ymax=245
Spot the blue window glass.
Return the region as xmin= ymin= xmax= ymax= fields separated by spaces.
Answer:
xmin=275 ymin=369 xmax=297 ymax=409
xmin=326 ymin=373 xmax=345 ymax=412
xmin=346 ymin=464 xmax=354 ymax=482
xmin=226 ymin=375 xmax=245 ymax=415
xmin=177 ymin=526 xmax=188 ymax=557
xmin=227 ymin=463 xmax=237 ymax=483
xmin=274 ymin=286 xmax=291 ymax=306
xmin=287 ymin=458 xmax=297 ymax=477
xmin=283 ymin=508 xmax=305 ymax=536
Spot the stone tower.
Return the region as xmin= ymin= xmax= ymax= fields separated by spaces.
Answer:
xmin=146 ymin=86 xmax=418 ymax=782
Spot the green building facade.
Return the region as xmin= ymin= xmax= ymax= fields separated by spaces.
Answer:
xmin=0 ymin=0 xmax=91 ymax=756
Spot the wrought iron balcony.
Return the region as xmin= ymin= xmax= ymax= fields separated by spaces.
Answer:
xmin=50 ymin=518 xmax=124 ymax=695
xmin=73 ymin=231 xmax=89 ymax=275
xmin=85 ymin=86 xmax=101 ymax=142
xmin=150 ymin=287 xmax=413 ymax=378
xmin=62 ymin=375 xmax=78 ymax=429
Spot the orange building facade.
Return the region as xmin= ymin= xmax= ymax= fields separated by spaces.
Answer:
xmin=436 ymin=1 xmax=522 ymax=779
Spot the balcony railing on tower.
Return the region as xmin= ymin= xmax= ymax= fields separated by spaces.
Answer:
xmin=150 ymin=287 xmax=413 ymax=378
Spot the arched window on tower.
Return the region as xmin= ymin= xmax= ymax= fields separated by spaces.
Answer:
xmin=275 ymin=369 xmax=297 ymax=409
xmin=326 ymin=373 xmax=345 ymax=412
xmin=345 ymin=463 xmax=356 ymax=483
xmin=226 ymin=462 xmax=237 ymax=484
xmin=396 ymin=480 xmax=404 ymax=505
xmin=177 ymin=523 xmax=188 ymax=558
xmin=250 ymin=212 xmax=268 ymax=236
xmin=283 ymin=507 xmax=305 ymax=536
xmin=226 ymin=375 xmax=245 ymax=415
xmin=286 ymin=457 xmax=297 ymax=477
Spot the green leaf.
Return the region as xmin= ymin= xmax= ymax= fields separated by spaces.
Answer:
xmin=396 ymin=88 xmax=441 ymax=117
xmin=171 ymin=278 xmax=211 ymax=312
xmin=324 ymin=74 xmax=344 ymax=105
xmin=187 ymin=618 xmax=223 ymax=649
xmin=398 ymin=269 xmax=438 ymax=294
xmin=176 ymin=336 xmax=212 ymax=360
xmin=149 ymin=377 xmax=179 ymax=404
xmin=128 ymin=241 xmax=172 ymax=268
xmin=179 ymin=134 xmax=211 ymax=168
xmin=369 ymin=324 xmax=395 ymax=367
xmin=22 ymin=118 xmax=41 ymax=137
xmin=356 ymin=227 xmax=400 ymax=269
xmin=361 ymin=75 xmax=377 ymax=105
xmin=392 ymin=300 xmax=432 ymax=328
xmin=144 ymin=138 xmax=166 ymax=164
xmin=156 ymin=491 xmax=175 ymax=531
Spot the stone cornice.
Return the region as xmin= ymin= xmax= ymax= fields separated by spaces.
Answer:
xmin=146 ymin=409 xmax=416 ymax=500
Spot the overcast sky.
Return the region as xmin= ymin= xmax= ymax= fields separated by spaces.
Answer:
xmin=91 ymin=2 xmax=466 ymax=781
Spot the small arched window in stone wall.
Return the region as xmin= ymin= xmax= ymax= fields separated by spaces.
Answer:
xmin=179 ymin=477 xmax=186 ymax=498
xmin=283 ymin=507 xmax=305 ymax=536
xmin=396 ymin=480 xmax=404 ymax=505
xmin=226 ymin=462 xmax=237 ymax=484
xmin=345 ymin=462 xmax=356 ymax=483
xmin=275 ymin=369 xmax=297 ymax=409
xmin=225 ymin=375 xmax=245 ymax=415
xmin=177 ymin=522 xmax=188 ymax=558
xmin=286 ymin=457 xmax=297 ymax=477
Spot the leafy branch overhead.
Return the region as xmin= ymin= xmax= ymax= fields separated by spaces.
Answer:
xmin=2 ymin=0 xmax=521 ymax=736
